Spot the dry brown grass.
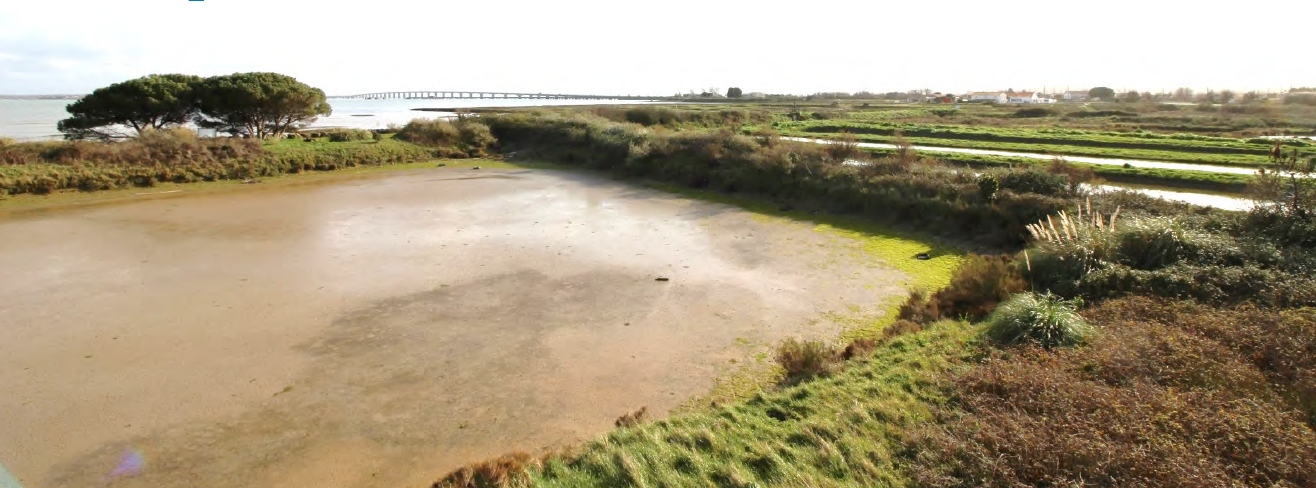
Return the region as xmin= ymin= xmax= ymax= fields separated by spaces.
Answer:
xmin=613 ymin=407 xmax=649 ymax=428
xmin=431 ymin=452 xmax=540 ymax=488
xmin=909 ymin=296 xmax=1316 ymax=487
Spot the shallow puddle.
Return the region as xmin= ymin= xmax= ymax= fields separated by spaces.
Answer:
xmin=0 ymin=168 xmax=912 ymax=488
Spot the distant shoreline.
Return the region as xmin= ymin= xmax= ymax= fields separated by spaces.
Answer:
xmin=0 ymin=95 xmax=83 ymax=100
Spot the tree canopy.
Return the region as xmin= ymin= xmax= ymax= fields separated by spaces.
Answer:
xmin=193 ymin=72 xmax=332 ymax=138
xmin=57 ymin=74 xmax=202 ymax=140
xmin=726 ymin=87 xmax=743 ymax=98
xmin=57 ymin=72 xmax=332 ymax=140
xmin=1088 ymin=87 xmax=1116 ymax=100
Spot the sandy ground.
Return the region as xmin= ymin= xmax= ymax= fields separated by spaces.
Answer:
xmin=0 ymin=167 xmax=909 ymax=488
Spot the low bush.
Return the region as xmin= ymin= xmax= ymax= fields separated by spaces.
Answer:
xmin=1023 ymin=208 xmax=1316 ymax=306
xmin=985 ymin=292 xmax=1091 ymax=348
xmin=882 ymin=319 xmax=925 ymax=340
xmin=994 ymin=167 xmax=1071 ymax=197
xmin=775 ymin=338 xmax=838 ymax=383
xmin=327 ymin=129 xmax=373 ymax=142
xmin=840 ymin=337 xmax=878 ymax=360
xmin=899 ymin=254 xmax=1027 ymax=323
xmin=614 ymin=407 xmax=649 ymax=428
xmin=1064 ymin=109 xmax=1139 ymax=118
xmin=395 ymin=118 xmax=496 ymax=156
xmin=1012 ymin=107 xmax=1055 ymax=118
xmin=432 ymin=452 xmax=541 ymax=488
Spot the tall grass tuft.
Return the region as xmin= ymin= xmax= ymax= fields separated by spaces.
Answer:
xmin=985 ymin=292 xmax=1091 ymax=348
xmin=1024 ymin=203 xmax=1120 ymax=291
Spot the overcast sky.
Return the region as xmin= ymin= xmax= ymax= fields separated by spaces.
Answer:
xmin=1 ymin=0 xmax=1312 ymax=96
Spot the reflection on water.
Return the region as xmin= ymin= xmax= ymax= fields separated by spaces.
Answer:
xmin=1087 ymin=184 xmax=1253 ymax=211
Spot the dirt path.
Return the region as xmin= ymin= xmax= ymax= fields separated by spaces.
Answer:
xmin=0 ymin=168 xmax=911 ymax=488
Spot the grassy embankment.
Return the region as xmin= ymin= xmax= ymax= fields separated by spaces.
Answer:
xmin=0 ymin=121 xmax=501 ymax=198
xmin=429 ymin=110 xmax=1316 ymax=487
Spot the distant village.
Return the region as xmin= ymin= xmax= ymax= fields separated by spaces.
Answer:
xmin=671 ymin=87 xmax=1316 ymax=105
xmin=966 ymin=90 xmax=1077 ymax=104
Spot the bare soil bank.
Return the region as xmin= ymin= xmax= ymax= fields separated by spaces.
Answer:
xmin=0 ymin=167 xmax=911 ymax=488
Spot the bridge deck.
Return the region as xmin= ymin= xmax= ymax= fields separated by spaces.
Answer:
xmin=336 ymin=91 xmax=659 ymax=101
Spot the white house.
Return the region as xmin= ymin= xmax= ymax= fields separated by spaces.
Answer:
xmin=743 ymin=92 xmax=767 ymax=99
xmin=969 ymin=91 xmax=1008 ymax=103
xmin=1063 ymin=90 xmax=1089 ymax=102
xmin=1008 ymin=92 xmax=1040 ymax=104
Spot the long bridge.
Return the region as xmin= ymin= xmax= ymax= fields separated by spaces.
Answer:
xmin=336 ymin=91 xmax=662 ymax=101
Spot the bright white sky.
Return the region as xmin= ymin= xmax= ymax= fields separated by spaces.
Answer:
xmin=1 ymin=0 xmax=1312 ymax=96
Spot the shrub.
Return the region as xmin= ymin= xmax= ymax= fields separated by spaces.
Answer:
xmin=840 ymin=337 xmax=878 ymax=360
xmin=996 ymin=167 xmax=1070 ymax=197
xmin=1012 ymin=107 xmax=1055 ymax=118
xmin=432 ymin=452 xmax=540 ymax=488
xmin=976 ymin=174 xmax=999 ymax=202
xmin=457 ymin=121 xmax=497 ymax=155
xmin=775 ymin=338 xmax=838 ymax=383
xmin=1114 ymin=217 xmax=1192 ymax=270
xmin=1046 ymin=157 xmax=1097 ymax=193
xmin=985 ymin=292 xmax=1091 ymax=348
xmin=899 ymin=254 xmax=1027 ymax=323
xmin=396 ymin=118 xmax=462 ymax=147
xmin=327 ymin=129 xmax=373 ymax=142
xmin=882 ymin=319 xmax=924 ymax=340
xmin=614 ymin=407 xmax=649 ymax=428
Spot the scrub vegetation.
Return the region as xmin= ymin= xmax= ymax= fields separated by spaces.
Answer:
xmin=0 ymin=123 xmax=491 ymax=195
xmin=7 ymin=101 xmax=1315 ymax=487
xmin=422 ymin=108 xmax=1316 ymax=488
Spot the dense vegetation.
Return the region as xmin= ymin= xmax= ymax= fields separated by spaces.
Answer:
xmin=482 ymin=111 xmax=1083 ymax=247
xmin=0 ymin=123 xmax=490 ymax=195
xmin=420 ymin=109 xmax=1316 ymax=488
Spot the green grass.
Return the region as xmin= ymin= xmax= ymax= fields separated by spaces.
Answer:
xmin=640 ymin=182 xmax=963 ymax=294
xmin=783 ymin=127 xmax=1279 ymax=168
xmin=525 ymin=320 xmax=977 ymax=488
xmin=854 ymin=147 xmax=1256 ymax=193
xmin=612 ymin=182 xmax=964 ymax=408
xmin=984 ymin=292 xmax=1092 ymax=348
xmin=774 ymin=118 xmax=1313 ymax=167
